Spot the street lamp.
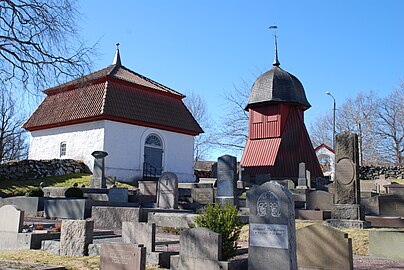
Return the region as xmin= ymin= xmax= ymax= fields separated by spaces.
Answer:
xmin=326 ymin=91 xmax=336 ymax=150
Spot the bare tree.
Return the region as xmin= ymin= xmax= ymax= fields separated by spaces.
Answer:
xmin=215 ymin=80 xmax=251 ymax=153
xmin=336 ymin=91 xmax=380 ymax=165
xmin=0 ymin=0 xmax=94 ymax=92
xmin=309 ymin=112 xmax=333 ymax=148
xmin=375 ymin=86 xmax=404 ymax=165
xmin=183 ymin=92 xmax=212 ymax=162
xmin=0 ymin=90 xmax=27 ymax=162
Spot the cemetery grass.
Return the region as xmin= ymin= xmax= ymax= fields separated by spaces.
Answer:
xmin=0 ymin=250 xmax=162 ymax=270
xmin=239 ymin=222 xmax=404 ymax=256
xmin=0 ymin=173 xmax=136 ymax=197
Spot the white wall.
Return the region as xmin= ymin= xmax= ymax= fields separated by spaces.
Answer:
xmin=103 ymin=121 xmax=195 ymax=183
xmin=28 ymin=121 xmax=105 ymax=170
xmin=28 ymin=120 xmax=196 ymax=183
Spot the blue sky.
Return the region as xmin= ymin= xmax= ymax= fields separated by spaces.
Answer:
xmin=77 ymin=0 xmax=403 ymax=159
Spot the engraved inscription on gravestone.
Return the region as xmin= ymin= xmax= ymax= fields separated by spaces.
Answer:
xmin=336 ymin=158 xmax=355 ymax=185
xmin=249 ymin=223 xmax=288 ymax=249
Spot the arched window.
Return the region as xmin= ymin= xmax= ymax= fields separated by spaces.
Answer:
xmin=60 ymin=142 xmax=66 ymax=157
xmin=145 ymin=134 xmax=162 ymax=148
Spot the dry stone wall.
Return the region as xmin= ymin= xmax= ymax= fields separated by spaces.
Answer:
xmin=0 ymin=159 xmax=90 ymax=181
xmin=360 ymin=166 xmax=404 ymax=180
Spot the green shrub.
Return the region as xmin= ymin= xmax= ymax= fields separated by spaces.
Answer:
xmin=64 ymin=187 xmax=83 ymax=198
xmin=25 ymin=188 xmax=44 ymax=197
xmin=194 ymin=202 xmax=242 ymax=260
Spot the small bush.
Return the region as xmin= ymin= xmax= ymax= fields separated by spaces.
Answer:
xmin=194 ymin=202 xmax=242 ymax=260
xmin=25 ymin=188 xmax=44 ymax=197
xmin=64 ymin=187 xmax=83 ymax=198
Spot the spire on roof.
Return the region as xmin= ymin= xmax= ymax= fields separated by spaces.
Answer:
xmin=269 ymin=26 xmax=280 ymax=66
xmin=112 ymin=43 xmax=121 ymax=66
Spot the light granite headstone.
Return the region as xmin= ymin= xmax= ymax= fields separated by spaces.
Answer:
xmin=297 ymin=224 xmax=353 ymax=270
xmin=248 ymin=181 xmax=297 ymax=270
xmin=297 ymin=162 xmax=307 ymax=188
xmin=90 ymin=151 xmax=108 ymax=188
xmin=180 ymin=227 xmax=222 ymax=261
xmin=100 ymin=243 xmax=146 ymax=270
xmin=122 ymin=222 xmax=156 ymax=252
xmin=306 ymin=170 xmax=311 ymax=188
xmin=216 ymin=155 xmax=237 ymax=206
xmin=60 ymin=220 xmax=94 ymax=256
xmin=0 ymin=205 xmax=24 ymax=233
xmin=157 ymin=172 xmax=178 ymax=209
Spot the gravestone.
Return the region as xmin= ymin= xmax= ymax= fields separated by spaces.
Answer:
xmin=122 ymin=222 xmax=156 ymax=252
xmin=375 ymin=176 xmax=390 ymax=193
xmin=157 ymin=172 xmax=178 ymax=209
xmin=297 ymin=162 xmax=307 ymax=188
xmin=60 ymin=220 xmax=94 ymax=256
xmin=191 ymin=187 xmax=214 ymax=205
xmin=248 ymin=181 xmax=297 ymax=270
xmin=100 ymin=243 xmax=146 ymax=270
xmin=327 ymin=132 xmax=365 ymax=228
xmin=0 ymin=205 xmax=24 ymax=233
xmin=297 ymin=224 xmax=353 ymax=270
xmin=216 ymin=155 xmax=237 ymax=206
xmin=306 ymin=191 xmax=333 ymax=211
xmin=90 ymin=151 xmax=108 ymax=188
xmin=108 ymin=187 xmax=128 ymax=202
xmin=306 ymin=170 xmax=311 ymax=188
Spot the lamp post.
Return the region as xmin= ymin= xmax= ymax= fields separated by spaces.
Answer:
xmin=326 ymin=91 xmax=336 ymax=150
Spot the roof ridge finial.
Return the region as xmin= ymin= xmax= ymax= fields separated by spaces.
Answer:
xmin=112 ymin=43 xmax=121 ymax=66
xmin=269 ymin=26 xmax=280 ymax=66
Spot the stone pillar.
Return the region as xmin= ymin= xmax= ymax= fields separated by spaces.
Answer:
xmin=90 ymin=151 xmax=108 ymax=188
xmin=326 ymin=132 xmax=367 ymax=229
xmin=216 ymin=155 xmax=237 ymax=206
xmin=60 ymin=220 xmax=94 ymax=256
xmin=248 ymin=181 xmax=297 ymax=270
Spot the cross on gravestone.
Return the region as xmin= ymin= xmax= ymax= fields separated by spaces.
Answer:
xmin=216 ymin=155 xmax=237 ymax=206
xmin=90 ymin=151 xmax=108 ymax=188
xmin=248 ymin=181 xmax=297 ymax=270
xmin=157 ymin=172 xmax=178 ymax=209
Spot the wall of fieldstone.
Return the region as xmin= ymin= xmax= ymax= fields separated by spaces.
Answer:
xmin=0 ymin=159 xmax=90 ymax=181
xmin=359 ymin=166 xmax=404 ymax=180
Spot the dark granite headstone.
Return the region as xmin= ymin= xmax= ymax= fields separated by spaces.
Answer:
xmin=248 ymin=181 xmax=297 ymax=270
xmin=100 ymin=243 xmax=146 ymax=270
xmin=327 ymin=132 xmax=366 ymax=228
xmin=216 ymin=155 xmax=237 ymax=206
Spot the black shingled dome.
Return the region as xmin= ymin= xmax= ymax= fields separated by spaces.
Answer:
xmin=246 ymin=66 xmax=311 ymax=110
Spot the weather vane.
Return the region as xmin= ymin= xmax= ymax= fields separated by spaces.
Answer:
xmin=269 ymin=25 xmax=280 ymax=66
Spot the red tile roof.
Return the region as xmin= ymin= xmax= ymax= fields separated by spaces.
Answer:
xmin=23 ymin=65 xmax=203 ymax=135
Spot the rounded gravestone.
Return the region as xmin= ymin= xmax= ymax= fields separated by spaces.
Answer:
xmin=336 ymin=158 xmax=355 ymax=185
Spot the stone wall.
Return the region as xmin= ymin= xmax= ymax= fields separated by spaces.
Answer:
xmin=0 ymin=159 xmax=90 ymax=181
xmin=360 ymin=166 xmax=404 ymax=180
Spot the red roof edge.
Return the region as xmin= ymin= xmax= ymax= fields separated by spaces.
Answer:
xmin=25 ymin=115 xmax=202 ymax=136
xmin=314 ymin=143 xmax=335 ymax=154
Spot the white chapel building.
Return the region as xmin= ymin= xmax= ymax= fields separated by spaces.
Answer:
xmin=23 ymin=49 xmax=203 ymax=183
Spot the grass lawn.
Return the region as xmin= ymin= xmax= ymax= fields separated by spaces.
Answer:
xmin=0 ymin=173 xmax=136 ymax=198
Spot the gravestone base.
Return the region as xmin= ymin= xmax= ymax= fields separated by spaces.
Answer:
xmin=332 ymin=204 xmax=363 ymax=220
xmin=325 ymin=219 xmax=369 ymax=229
xmin=216 ymin=196 xmax=236 ymax=207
